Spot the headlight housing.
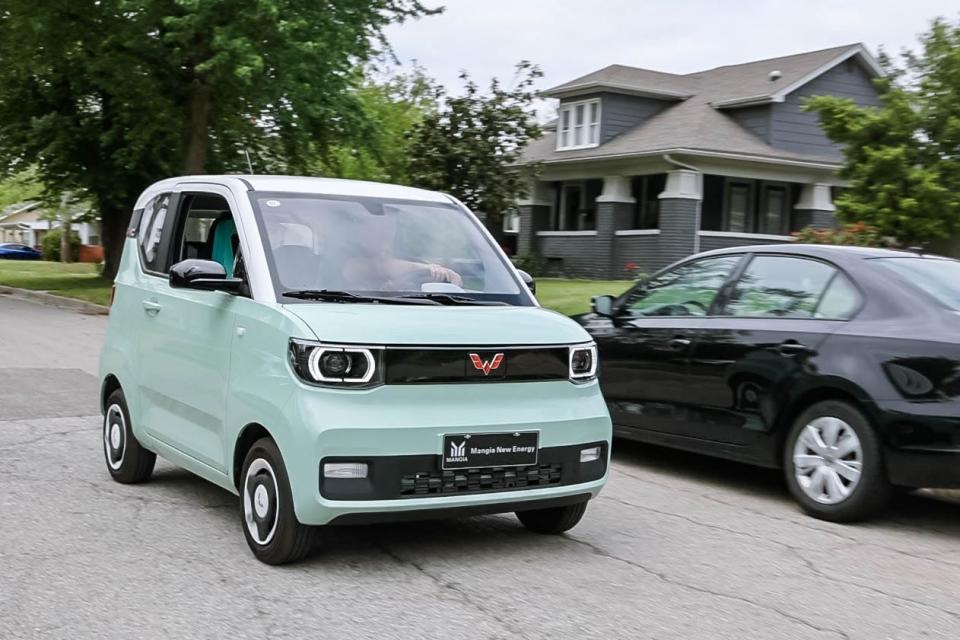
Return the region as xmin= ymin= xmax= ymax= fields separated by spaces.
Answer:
xmin=569 ymin=343 xmax=598 ymax=382
xmin=289 ymin=339 xmax=384 ymax=388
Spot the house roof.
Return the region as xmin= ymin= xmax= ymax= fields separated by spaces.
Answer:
xmin=525 ymin=44 xmax=882 ymax=167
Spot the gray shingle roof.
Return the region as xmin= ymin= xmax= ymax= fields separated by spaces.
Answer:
xmin=525 ymin=44 xmax=880 ymax=166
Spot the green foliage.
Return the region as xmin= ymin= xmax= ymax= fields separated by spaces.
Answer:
xmin=0 ymin=169 xmax=44 ymax=209
xmin=0 ymin=0 xmax=439 ymax=277
xmin=41 ymin=229 xmax=81 ymax=262
xmin=408 ymin=62 xmax=543 ymax=234
xmin=805 ymin=18 xmax=960 ymax=245
xmin=792 ymin=222 xmax=888 ymax=246
xmin=511 ymin=253 xmax=543 ymax=277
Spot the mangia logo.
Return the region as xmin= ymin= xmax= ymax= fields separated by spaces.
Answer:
xmin=450 ymin=441 xmax=466 ymax=458
xmin=469 ymin=353 xmax=504 ymax=376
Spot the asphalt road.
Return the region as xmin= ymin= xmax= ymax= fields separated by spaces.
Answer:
xmin=1 ymin=292 xmax=959 ymax=640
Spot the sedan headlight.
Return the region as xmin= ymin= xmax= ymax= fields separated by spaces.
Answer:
xmin=289 ymin=339 xmax=384 ymax=388
xmin=569 ymin=343 xmax=598 ymax=382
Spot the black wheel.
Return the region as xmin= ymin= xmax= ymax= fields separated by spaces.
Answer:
xmin=516 ymin=501 xmax=588 ymax=534
xmin=240 ymin=438 xmax=314 ymax=565
xmin=784 ymin=399 xmax=892 ymax=522
xmin=102 ymin=388 xmax=156 ymax=483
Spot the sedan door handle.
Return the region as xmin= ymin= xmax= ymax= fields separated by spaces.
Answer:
xmin=142 ymin=299 xmax=162 ymax=314
xmin=668 ymin=337 xmax=691 ymax=349
xmin=778 ymin=341 xmax=812 ymax=357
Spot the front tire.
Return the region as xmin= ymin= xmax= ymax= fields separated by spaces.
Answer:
xmin=784 ymin=399 xmax=891 ymax=522
xmin=516 ymin=501 xmax=588 ymax=534
xmin=103 ymin=389 xmax=156 ymax=484
xmin=240 ymin=438 xmax=314 ymax=565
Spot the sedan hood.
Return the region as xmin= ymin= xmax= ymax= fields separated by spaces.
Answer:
xmin=284 ymin=303 xmax=591 ymax=346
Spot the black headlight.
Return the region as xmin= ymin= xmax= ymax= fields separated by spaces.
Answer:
xmin=569 ymin=343 xmax=597 ymax=382
xmin=289 ymin=339 xmax=384 ymax=388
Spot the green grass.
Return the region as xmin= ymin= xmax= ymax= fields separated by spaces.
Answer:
xmin=536 ymin=278 xmax=633 ymax=316
xmin=0 ymin=260 xmax=633 ymax=316
xmin=0 ymin=260 xmax=112 ymax=306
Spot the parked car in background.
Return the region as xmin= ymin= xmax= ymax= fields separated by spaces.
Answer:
xmin=577 ymin=244 xmax=960 ymax=522
xmin=99 ymin=175 xmax=610 ymax=564
xmin=0 ymin=242 xmax=41 ymax=260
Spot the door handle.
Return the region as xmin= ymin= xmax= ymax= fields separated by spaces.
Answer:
xmin=142 ymin=299 xmax=162 ymax=314
xmin=668 ymin=337 xmax=691 ymax=350
xmin=778 ymin=341 xmax=811 ymax=357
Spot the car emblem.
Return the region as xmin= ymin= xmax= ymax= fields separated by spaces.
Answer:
xmin=469 ymin=353 xmax=504 ymax=376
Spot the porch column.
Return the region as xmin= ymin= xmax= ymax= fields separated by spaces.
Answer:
xmin=658 ymin=169 xmax=703 ymax=267
xmin=516 ymin=181 xmax=552 ymax=257
xmin=596 ymin=176 xmax=636 ymax=279
xmin=794 ymin=183 xmax=837 ymax=229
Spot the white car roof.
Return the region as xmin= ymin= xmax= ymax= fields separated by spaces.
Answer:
xmin=135 ymin=175 xmax=453 ymax=209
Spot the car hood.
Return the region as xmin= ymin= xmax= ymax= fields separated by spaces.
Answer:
xmin=283 ymin=303 xmax=591 ymax=346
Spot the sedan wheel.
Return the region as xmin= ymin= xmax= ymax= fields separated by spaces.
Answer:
xmin=784 ymin=400 xmax=891 ymax=522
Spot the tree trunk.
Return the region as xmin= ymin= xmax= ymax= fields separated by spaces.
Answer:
xmin=182 ymin=79 xmax=212 ymax=174
xmin=100 ymin=207 xmax=130 ymax=282
xmin=60 ymin=217 xmax=71 ymax=264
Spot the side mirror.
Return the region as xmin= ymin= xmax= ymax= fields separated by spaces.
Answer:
xmin=592 ymin=294 xmax=616 ymax=317
xmin=518 ymin=269 xmax=536 ymax=295
xmin=169 ymin=259 xmax=243 ymax=293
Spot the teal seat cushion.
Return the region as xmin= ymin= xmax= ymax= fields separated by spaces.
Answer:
xmin=211 ymin=218 xmax=237 ymax=277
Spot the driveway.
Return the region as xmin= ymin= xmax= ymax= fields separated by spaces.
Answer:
xmin=1 ymin=292 xmax=958 ymax=639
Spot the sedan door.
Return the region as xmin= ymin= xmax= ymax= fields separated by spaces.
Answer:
xmin=590 ymin=254 xmax=743 ymax=438
xmin=684 ymin=254 xmax=862 ymax=448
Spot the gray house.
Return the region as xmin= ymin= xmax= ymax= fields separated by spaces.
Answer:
xmin=514 ymin=44 xmax=883 ymax=279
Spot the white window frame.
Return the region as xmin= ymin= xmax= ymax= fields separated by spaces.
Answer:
xmin=557 ymin=98 xmax=601 ymax=150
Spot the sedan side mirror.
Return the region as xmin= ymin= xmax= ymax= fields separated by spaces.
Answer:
xmin=170 ymin=259 xmax=243 ymax=293
xmin=592 ymin=294 xmax=616 ymax=317
xmin=518 ymin=269 xmax=536 ymax=295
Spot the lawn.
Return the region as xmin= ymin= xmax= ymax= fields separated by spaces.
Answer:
xmin=535 ymin=278 xmax=633 ymax=316
xmin=0 ymin=260 xmax=112 ymax=306
xmin=0 ymin=261 xmax=634 ymax=316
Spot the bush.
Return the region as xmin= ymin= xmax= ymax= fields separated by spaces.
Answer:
xmin=792 ymin=222 xmax=893 ymax=247
xmin=512 ymin=253 xmax=543 ymax=277
xmin=41 ymin=228 xmax=81 ymax=261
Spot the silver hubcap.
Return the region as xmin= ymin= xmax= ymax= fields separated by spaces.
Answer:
xmin=243 ymin=458 xmax=279 ymax=546
xmin=793 ymin=416 xmax=863 ymax=505
xmin=103 ymin=404 xmax=126 ymax=471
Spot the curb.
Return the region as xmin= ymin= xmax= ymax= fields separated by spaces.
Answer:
xmin=0 ymin=285 xmax=110 ymax=315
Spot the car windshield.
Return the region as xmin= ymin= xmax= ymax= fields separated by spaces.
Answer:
xmin=251 ymin=193 xmax=529 ymax=305
xmin=874 ymin=257 xmax=960 ymax=310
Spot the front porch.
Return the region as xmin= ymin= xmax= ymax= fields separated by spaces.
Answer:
xmin=517 ymin=165 xmax=838 ymax=279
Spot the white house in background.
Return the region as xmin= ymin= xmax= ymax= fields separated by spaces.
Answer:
xmin=0 ymin=202 xmax=100 ymax=248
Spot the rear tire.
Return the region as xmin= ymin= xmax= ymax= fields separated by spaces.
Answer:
xmin=784 ymin=399 xmax=891 ymax=522
xmin=240 ymin=438 xmax=314 ymax=565
xmin=103 ymin=389 xmax=155 ymax=484
xmin=516 ymin=501 xmax=588 ymax=534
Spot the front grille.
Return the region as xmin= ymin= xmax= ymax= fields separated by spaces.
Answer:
xmin=400 ymin=463 xmax=562 ymax=497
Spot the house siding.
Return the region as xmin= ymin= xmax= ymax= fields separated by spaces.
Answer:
xmin=728 ymin=105 xmax=771 ymax=143
xmin=538 ymin=235 xmax=608 ymax=278
xmin=614 ymin=235 xmax=661 ymax=278
xmin=770 ymin=59 xmax=881 ymax=158
xmin=598 ymin=93 xmax=668 ymax=144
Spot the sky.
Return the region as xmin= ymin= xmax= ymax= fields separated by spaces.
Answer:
xmin=384 ymin=0 xmax=959 ymax=92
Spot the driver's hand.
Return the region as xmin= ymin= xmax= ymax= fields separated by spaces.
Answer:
xmin=428 ymin=263 xmax=463 ymax=286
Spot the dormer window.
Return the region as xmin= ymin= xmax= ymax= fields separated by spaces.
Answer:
xmin=557 ymin=99 xmax=600 ymax=150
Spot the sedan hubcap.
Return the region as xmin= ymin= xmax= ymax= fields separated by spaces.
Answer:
xmin=793 ymin=416 xmax=863 ymax=505
xmin=103 ymin=404 xmax=126 ymax=471
xmin=243 ymin=458 xmax=279 ymax=546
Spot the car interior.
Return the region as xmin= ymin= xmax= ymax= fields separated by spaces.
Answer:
xmin=177 ymin=193 xmax=244 ymax=280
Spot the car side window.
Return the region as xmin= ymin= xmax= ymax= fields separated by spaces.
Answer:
xmin=814 ymin=273 xmax=860 ymax=319
xmin=723 ymin=256 xmax=836 ymax=318
xmin=170 ymin=193 xmax=242 ymax=279
xmin=138 ymin=193 xmax=171 ymax=273
xmin=624 ymin=255 xmax=741 ymax=317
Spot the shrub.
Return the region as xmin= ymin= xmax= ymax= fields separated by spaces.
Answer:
xmin=41 ymin=228 xmax=81 ymax=261
xmin=792 ymin=222 xmax=892 ymax=247
xmin=512 ymin=253 xmax=543 ymax=277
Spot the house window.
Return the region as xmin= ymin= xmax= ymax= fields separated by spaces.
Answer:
xmin=630 ymin=174 xmax=666 ymax=229
xmin=557 ymin=99 xmax=600 ymax=150
xmin=551 ymin=179 xmax=601 ymax=230
xmin=726 ymin=182 xmax=751 ymax=233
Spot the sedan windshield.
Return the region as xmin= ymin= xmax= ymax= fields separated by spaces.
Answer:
xmin=251 ymin=193 xmax=529 ymax=305
xmin=874 ymin=257 xmax=960 ymax=310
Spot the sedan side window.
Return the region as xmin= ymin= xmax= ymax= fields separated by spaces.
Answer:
xmin=624 ymin=255 xmax=741 ymax=317
xmin=724 ymin=256 xmax=835 ymax=318
xmin=814 ymin=273 xmax=861 ymax=319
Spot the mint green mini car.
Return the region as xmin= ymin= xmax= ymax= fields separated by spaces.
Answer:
xmin=99 ymin=175 xmax=611 ymax=564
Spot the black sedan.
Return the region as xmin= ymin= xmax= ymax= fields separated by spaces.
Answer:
xmin=577 ymin=244 xmax=960 ymax=522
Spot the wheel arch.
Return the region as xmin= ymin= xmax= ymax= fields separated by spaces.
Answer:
xmin=100 ymin=374 xmax=123 ymax=414
xmin=233 ymin=422 xmax=276 ymax=490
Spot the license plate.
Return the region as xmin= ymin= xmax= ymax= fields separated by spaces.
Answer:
xmin=442 ymin=432 xmax=539 ymax=470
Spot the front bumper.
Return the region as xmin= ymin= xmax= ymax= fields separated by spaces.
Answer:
xmin=277 ymin=380 xmax=612 ymax=526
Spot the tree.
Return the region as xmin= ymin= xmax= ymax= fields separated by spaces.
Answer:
xmin=805 ymin=18 xmax=960 ymax=245
xmin=0 ymin=0 xmax=438 ymax=278
xmin=0 ymin=168 xmax=44 ymax=210
xmin=407 ymin=61 xmax=543 ymax=242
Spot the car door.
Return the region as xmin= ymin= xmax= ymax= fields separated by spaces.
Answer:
xmin=684 ymin=254 xmax=861 ymax=445
xmin=592 ymin=254 xmax=743 ymax=438
xmin=136 ymin=186 xmax=243 ymax=473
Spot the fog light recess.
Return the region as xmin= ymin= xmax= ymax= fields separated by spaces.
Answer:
xmin=323 ymin=462 xmax=369 ymax=479
xmin=580 ymin=447 xmax=601 ymax=463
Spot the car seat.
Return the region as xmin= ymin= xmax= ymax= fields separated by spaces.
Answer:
xmin=209 ymin=214 xmax=238 ymax=277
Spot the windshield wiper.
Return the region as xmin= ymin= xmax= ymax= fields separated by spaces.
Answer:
xmin=399 ymin=293 xmax=508 ymax=306
xmin=281 ymin=290 xmax=440 ymax=305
